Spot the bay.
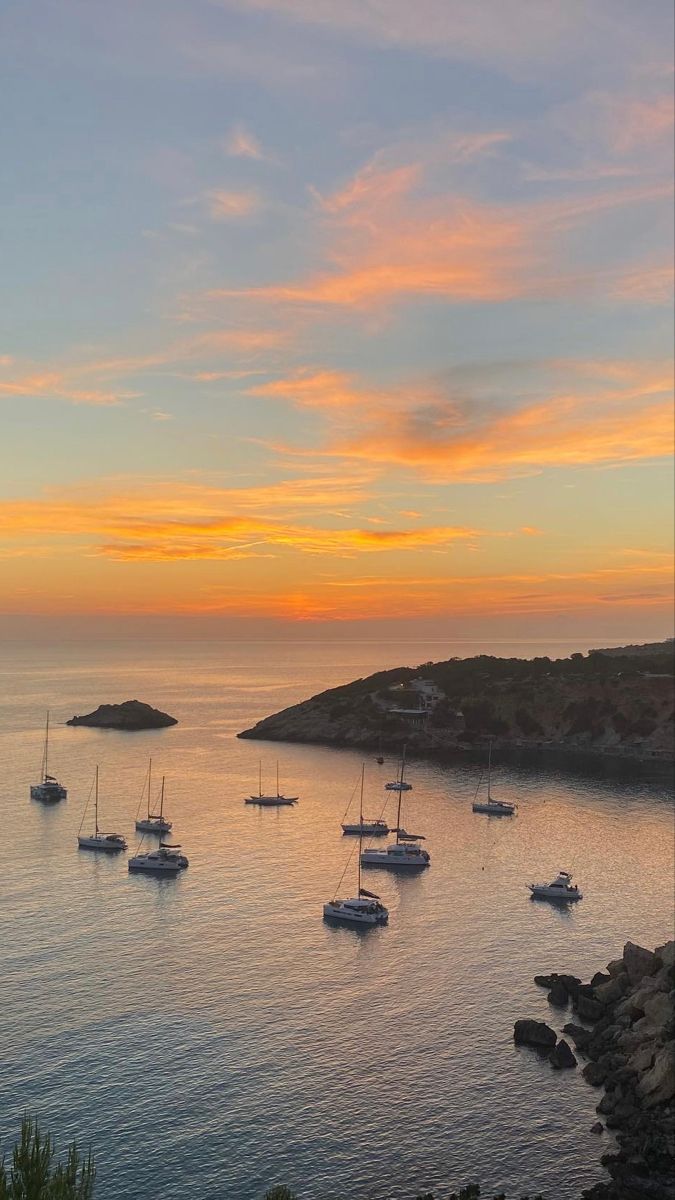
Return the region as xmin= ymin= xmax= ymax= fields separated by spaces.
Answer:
xmin=0 ymin=637 xmax=672 ymax=1200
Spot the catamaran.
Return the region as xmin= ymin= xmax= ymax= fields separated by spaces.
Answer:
xmin=128 ymin=842 xmax=188 ymax=874
xmin=471 ymin=740 xmax=516 ymax=816
xmin=361 ymin=749 xmax=430 ymax=870
xmin=77 ymin=766 xmax=127 ymax=852
xmin=135 ymin=761 xmax=173 ymax=834
xmin=341 ymin=764 xmax=389 ymax=835
xmin=245 ymin=761 xmax=298 ymax=806
xmin=324 ymin=766 xmax=389 ymax=925
xmin=30 ymin=711 xmax=67 ymax=803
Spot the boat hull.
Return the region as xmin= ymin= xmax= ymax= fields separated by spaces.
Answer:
xmin=128 ymin=858 xmax=181 ymax=875
xmin=135 ymin=818 xmax=172 ymax=833
xmin=78 ymin=835 xmax=126 ymax=852
xmin=361 ymin=850 xmax=430 ymax=870
xmin=245 ymin=796 xmax=297 ymax=806
xmin=323 ymin=902 xmax=388 ymax=925
xmin=472 ymin=802 xmax=515 ymax=815
xmin=31 ymin=784 xmax=67 ymax=803
xmin=529 ymin=885 xmax=582 ymax=902
xmin=341 ymin=823 xmax=389 ymax=835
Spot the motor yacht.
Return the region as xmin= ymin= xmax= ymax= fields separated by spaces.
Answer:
xmin=529 ymin=870 xmax=582 ymax=901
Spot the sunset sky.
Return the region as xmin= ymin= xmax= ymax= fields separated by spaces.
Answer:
xmin=1 ymin=0 xmax=673 ymax=641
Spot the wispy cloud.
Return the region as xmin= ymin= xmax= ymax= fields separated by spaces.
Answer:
xmin=224 ymin=123 xmax=267 ymax=160
xmin=207 ymin=188 xmax=261 ymax=218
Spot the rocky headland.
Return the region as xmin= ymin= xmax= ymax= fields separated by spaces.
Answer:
xmin=238 ymin=642 xmax=674 ymax=763
xmin=67 ymin=700 xmax=177 ymax=730
xmin=514 ymin=939 xmax=674 ymax=1199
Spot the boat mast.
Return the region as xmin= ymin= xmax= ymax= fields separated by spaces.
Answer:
xmin=258 ymin=760 xmax=262 ymax=798
xmin=358 ymin=763 xmax=364 ymax=894
xmin=395 ymin=745 xmax=406 ymax=844
xmin=43 ymin=711 xmax=50 ymax=782
xmin=159 ymin=776 xmax=165 ymax=818
xmin=487 ymin=738 xmax=492 ymax=800
xmin=148 ymin=757 xmax=152 ymax=818
xmin=276 ymin=760 xmax=280 ymax=799
xmin=94 ymin=765 xmax=99 ymax=836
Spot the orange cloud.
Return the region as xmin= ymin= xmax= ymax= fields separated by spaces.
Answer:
xmin=224 ymin=123 xmax=266 ymax=160
xmin=262 ymin=358 xmax=673 ymax=480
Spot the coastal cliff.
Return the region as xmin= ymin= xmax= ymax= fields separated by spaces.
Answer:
xmin=238 ymin=642 xmax=674 ymax=761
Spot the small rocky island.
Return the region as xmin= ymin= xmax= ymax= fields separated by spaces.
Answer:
xmin=67 ymin=700 xmax=177 ymax=731
xmin=239 ymin=641 xmax=674 ymax=763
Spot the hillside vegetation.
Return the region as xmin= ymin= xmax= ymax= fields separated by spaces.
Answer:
xmin=239 ymin=642 xmax=674 ymax=761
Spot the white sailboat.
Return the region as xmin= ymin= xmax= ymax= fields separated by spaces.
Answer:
xmin=135 ymin=761 xmax=173 ymax=834
xmin=471 ymin=741 xmax=516 ymax=816
xmin=361 ymin=749 xmax=430 ymax=870
xmin=77 ymin=766 xmax=127 ymax=852
xmin=244 ymin=761 xmax=298 ymax=806
xmin=341 ymin=764 xmax=389 ymax=835
xmin=30 ymin=711 xmax=67 ymax=803
xmin=324 ymin=766 xmax=389 ymax=925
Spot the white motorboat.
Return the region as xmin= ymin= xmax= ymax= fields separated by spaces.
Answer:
xmin=135 ymin=761 xmax=173 ymax=834
xmin=30 ymin=712 xmax=67 ymax=803
xmin=341 ymin=765 xmax=389 ymax=835
xmin=128 ymin=843 xmax=188 ymax=874
xmin=77 ymin=767 xmax=127 ymax=852
xmin=324 ymin=765 xmax=389 ymax=926
xmin=361 ymin=748 xmax=430 ymax=871
xmin=472 ymin=740 xmax=516 ymax=816
xmin=529 ymin=870 xmax=583 ymax=901
xmin=245 ymin=761 xmax=298 ymax=806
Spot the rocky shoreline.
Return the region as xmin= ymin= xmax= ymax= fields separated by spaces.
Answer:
xmin=515 ymin=939 xmax=674 ymax=1198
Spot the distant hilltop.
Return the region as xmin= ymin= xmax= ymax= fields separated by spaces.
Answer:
xmin=238 ymin=641 xmax=674 ymax=763
xmin=67 ymin=700 xmax=178 ymax=731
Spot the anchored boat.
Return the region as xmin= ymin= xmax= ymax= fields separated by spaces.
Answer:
xmin=325 ymin=766 xmax=389 ymax=925
xmin=30 ymin=712 xmax=67 ymax=803
xmin=472 ymin=740 xmax=516 ymax=816
xmin=128 ymin=842 xmax=188 ymax=874
xmin=245 ymin=761 xmax=298 ymax=806
xmin=77 ymin=766 xmax=127 ymax=852
xmin=529 ymin=870 xmax=582 ymax=902
xmin=361 ymin=749 xmax=430 ymax=871
xmin=135 ymin=761 xmax=173 ymax=834
xmin=341 ymin=765 xmax=389 ymax=835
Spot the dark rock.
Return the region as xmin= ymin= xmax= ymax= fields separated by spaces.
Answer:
xmin=592 ymin=971 xmax=612 ymax=988
xmin=551 ymin=1039 xmax=577 ymax=1069
xmin=624 ymin=941 xmax=658 ymax=985
xmin=534 ymin=974 xmax=556 ymax=988
xmin=591 ymin=1121 xmax=605 ymax=1134
xmin=67 ymin=700 xmax=178 ymax=731
xmin=576 ymin=994 xmax=606 ymax=1022
xmin=548 ymin=981 xmax=570 ymax=1006
xmin=514 ymin=1019 xmax=557 ymax=1047
xmin=564 ymin=1022 xmax=593 ymax=1050
xmin=595 ymin=974 xmax=630 ymax=1005
xmin=558 ymin=973 xmax=582 ymax=996
xmin=584 ymin=1061 xmax=608 ymax=1086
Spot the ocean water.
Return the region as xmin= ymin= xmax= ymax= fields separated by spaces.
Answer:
xmin=0 ymin=637 xmax=672 ymax=1200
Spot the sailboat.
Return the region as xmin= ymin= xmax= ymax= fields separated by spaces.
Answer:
xmin=30 ymin=711 xmax=67 ymax=803
xmin=128 ymin=840 xmax=188 ymax=874
xmin=471 ymin=740 xmax=516 ymax=815
xmin=361 ymin=748 xmax=430 ymax=870
xmin=324 ymin=766 xmax=389 ymax=925
xmin=77 ymin=766 xmax=127 ymax=852
xmin=244 ymin=761 xmax=298 ymax=806
xmin=341 ymin=764 xmax=389 ymax=835
xmin=135 ymin=761 xmax=173 ymax=834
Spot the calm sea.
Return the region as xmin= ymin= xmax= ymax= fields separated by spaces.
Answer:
xmin=0 ymin=637 xmax=672 ymax=1200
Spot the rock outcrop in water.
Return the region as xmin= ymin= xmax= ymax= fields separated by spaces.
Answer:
xmin=67 ymin=700 xmax=177 ymax=730
xmin=527 ymin=939 xmax=674 ymax=1200
xmin=238 ymin=642 xmax=674 ymax=763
